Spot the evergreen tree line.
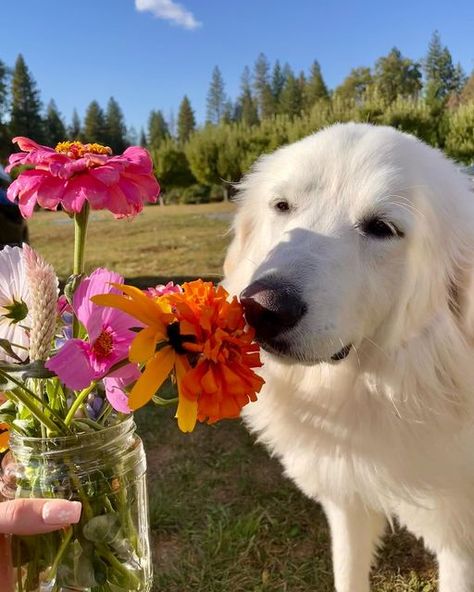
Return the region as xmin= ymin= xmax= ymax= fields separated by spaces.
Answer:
xmin=1 ymin=31 xmax=474 ymax=205
xmin=161 ymin=31 xmax=474 ymax=203
xmin=0 ymin=55 xmax=134 ymax=158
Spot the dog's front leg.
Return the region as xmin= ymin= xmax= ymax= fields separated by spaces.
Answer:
xmin=438 ymin=547 xmax=474 ymax=592
xmin=321 ymin=497 xmax=385 ymax=592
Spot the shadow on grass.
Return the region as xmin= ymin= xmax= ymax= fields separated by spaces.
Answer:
xmin=135 ymin=407 xmax=436 ymax=592
xmin=126 ymin=276 xmax=221 ymax=289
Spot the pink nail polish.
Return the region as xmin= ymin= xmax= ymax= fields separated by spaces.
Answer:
xmin=42 ymin=500 xmax=82 ymax=525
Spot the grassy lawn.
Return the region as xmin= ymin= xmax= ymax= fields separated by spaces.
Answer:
xmin=29 ymin=202 xmax=437 ymax=590
xmin=27 ymin=202 xmax=235 ymax=281
xmin=136 ymin=406 xmax=436 ymax=592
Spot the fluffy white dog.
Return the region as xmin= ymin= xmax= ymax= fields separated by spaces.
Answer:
xmin=222 ymin=123 xmax=474 ymax=592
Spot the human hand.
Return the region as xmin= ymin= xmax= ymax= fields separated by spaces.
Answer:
xmin=0 ymin=499 xmax=81 ymax=590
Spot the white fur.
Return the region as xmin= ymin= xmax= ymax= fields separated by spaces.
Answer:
xmin=223 ymin=123 xmax=474 ymax=592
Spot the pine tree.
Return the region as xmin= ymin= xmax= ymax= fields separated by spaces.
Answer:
xmin=139 ymin=128 xmax=147 ymax=147
xmin=105 ymin=97 xmax=127 ymax=153
xmin=254 ymin=53 xmax=274 ymax=119
xmin=373 ymin=47 xmax=422 ymax=103
xmin=221 ymin=100 xmax=234 ymax=124
xmin=206 ymin=66 xmax=226 ymax=124
xmin=334 ymin=67 xmax=373 ymax=103
xmin=44 ymin=100 xmax=66 ymax=146
xmin=168 ymin=110 xmax=176 ymax=138
xmin=0 ymin=59 xmax=8 ymax=123
xmin=126 ymin=126 xmax=138 ymax=146
xmin=9 ymin=54 xmax=44 ymax=142
xmin=83 ymin=100 xmax=107 ymax=144
xmin=177 ymin=95 xmax=196 ymax=143
xmin=68 ymin=109 xmax=82 ymax=140
xmin=279 ymin=66 xmax=303 ymax=118
xmin=459 ymin=71 xmax=474 ymax=105
xmin=148 ymin=110 xmax=169 ymax=149
xmin=271 ymin=61 xmax=285 ymax=112
xmin=304 ymin=60 xmax=329 ymax=110
xmin=237 ymin=67 xmax=259 ymax=126
xmin=0 ymin=60 xmax=9 ymax=159
xmin=424 ymin=31 xmax=457 ymax=104
xmin=452 ymin=63 xmax=467 ymax=94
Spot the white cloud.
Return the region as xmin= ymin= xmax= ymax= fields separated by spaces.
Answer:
xmin=135 ymin=0 xmax=201 ymax=30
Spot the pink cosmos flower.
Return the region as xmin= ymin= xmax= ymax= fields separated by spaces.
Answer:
xmin=46 ymin=269 xmax=141 ymax=412
xmin=6 ymin=137 xmax=159 ymax=218
xmin=103 ymin=365 xmax=140 ymax=414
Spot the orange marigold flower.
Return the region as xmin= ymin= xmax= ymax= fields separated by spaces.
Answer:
xmin=168 ymin=280 xmax=264 ymax=425
xmin=0 ymin=422 xmax=9 ymax=452
xmin=92 ymin=280 xmax=264 ymax=432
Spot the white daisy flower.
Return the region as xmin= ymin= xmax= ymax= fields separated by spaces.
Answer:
xmin=0 ymin=246 xmax=32 ymax=362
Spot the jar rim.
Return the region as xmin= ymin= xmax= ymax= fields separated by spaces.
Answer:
xmin=9 ymin=415 xmax=135 ymax=450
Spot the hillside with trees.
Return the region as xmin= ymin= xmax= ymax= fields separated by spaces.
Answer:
xmin=0 ymin=32 xmax=473 ymax=203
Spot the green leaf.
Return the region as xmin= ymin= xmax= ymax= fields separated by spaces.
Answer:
xmin=63 ymin=273 xmax=84 ymax=306
xmin=21 ymin=360 xmax=56 ymax=379
xmin=83 ymin=513 xmax=121 ymax=544
xmin=0 ymin=339 xmax=24 ymax=362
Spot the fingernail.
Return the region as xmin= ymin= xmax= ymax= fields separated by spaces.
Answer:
xmin=42 ymin=500 xmax=82 ymax=525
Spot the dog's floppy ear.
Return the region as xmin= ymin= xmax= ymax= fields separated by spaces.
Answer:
xmin=449 ymin=261 xmax=474 ymax=340
xmin=223 ymin=207 xmax=255 ymax=278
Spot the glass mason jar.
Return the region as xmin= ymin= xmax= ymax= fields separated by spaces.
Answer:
xmin=0 ymin=416 xmax=152 ymax=592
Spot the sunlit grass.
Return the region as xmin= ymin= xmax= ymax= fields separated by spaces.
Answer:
xmin=28 ymin=202 xmax=234 ymax=281
xmin=135 ymin=406 xmax=436 ymax=592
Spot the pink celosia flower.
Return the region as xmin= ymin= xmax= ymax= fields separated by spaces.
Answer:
xmin=146 ymin=281 xmax=183 ymax=299
xmin=23 ymin=244 xmax=59 ymax=361
xmin=46 ymin=269 xmax=141 ymax=400
xmin=6 ymin=137 xmax=159 ymax=218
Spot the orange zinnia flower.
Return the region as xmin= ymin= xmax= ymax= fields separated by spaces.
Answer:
xmin=168 ymin=281 xmax=264 ymax=425
xmin=92 ymin=280 xmax=264 ymax=432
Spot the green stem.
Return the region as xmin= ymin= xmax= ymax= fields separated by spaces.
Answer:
xmin=64 ymin=382 xmax=96 ymax=426
xmin=1 ymin=381 xmax=63 ymax=434
xmin=97 ymin=544 xmax=142 ymax=587
xmin=0 ymin=372 xmax=69 ymax=431
xmin=47 ymin=526 xmax=73 ymax=582
xmin=34 ymin=379 xmax=47 ymax=439
xmin=73 ymin=203 xmax=90 ymax=338
xmin=73 ymin=202 xmax=90 ymax=277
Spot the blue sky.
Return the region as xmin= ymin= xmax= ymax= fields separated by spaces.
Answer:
xmin=1 ymin=0 xmax=473 ymax=135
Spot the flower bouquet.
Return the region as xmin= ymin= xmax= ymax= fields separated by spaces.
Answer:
xmin=0 ymin=137 xmax=264 ymax=591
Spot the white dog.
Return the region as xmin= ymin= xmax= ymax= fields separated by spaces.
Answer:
xmin=222 ymin=123 xmax=474 ymax=592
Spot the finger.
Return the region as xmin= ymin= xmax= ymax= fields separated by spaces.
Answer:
xmin=0 ymin=499 xmax=82 ymax=535
xmin=0 ymin=535 xmax=13 ymax=591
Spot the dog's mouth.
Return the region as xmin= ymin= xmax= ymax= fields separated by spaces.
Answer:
xmin=330 ymin=343 xmax=352 ymax=361
xmin=259 ymin=339 xmax=352 ymax=365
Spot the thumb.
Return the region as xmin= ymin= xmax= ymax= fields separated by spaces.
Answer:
xmin=0 ymin=499 xmax=82 ymax=535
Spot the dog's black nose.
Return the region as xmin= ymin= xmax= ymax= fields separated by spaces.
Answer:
xmin=240 ymin=279 xmax=307 ymax=340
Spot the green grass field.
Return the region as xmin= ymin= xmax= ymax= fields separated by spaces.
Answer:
xmin=30 ymin=203 xmax=437 ymax=591
xmin=28 ymin=202 xmax=235 ymax=281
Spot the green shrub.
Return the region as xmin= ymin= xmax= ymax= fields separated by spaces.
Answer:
xmin=180 ymin=184 xmax=211 ymax=204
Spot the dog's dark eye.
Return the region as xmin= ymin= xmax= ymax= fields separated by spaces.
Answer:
xmin=359 ymin=217 xmax=403 ymax=239
xmin=273 ymin=200 xmax=290 ymax=213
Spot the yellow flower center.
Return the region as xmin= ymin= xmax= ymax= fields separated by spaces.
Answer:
xmin=92 ymin=330 xmax=114 ymax=358
xmin=55 ymin=141 xmax=113 ymax=159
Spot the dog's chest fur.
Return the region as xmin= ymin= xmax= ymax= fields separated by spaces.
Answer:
xmin=242 ymin=357 xmax=474 ymax=522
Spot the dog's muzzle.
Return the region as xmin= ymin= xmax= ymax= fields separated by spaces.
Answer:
xmin=240 ymin=278 xmax=307 ymax=342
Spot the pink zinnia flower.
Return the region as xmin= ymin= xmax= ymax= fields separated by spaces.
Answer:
xmin=146 ymin=281 xmax=183 ymax=299
xmin=46 ymin=269 xmax=141 ymax=412
xmin=6 ymin=137 xmax=159 ymax=218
